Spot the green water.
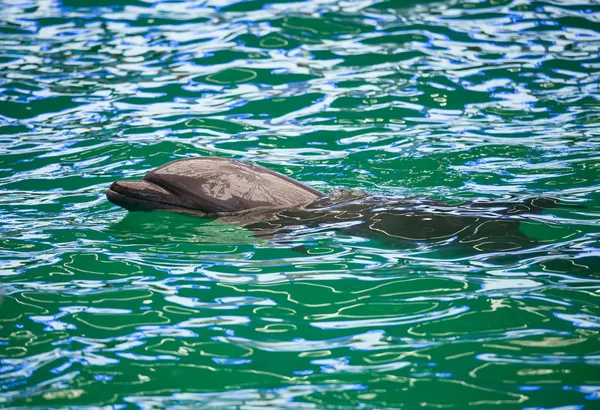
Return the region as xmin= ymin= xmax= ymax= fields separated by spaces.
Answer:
xmin=1 ymin=0 xmax=600 ymax=408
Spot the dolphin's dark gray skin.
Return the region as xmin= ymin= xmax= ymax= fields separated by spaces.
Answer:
xmin=107 ymin=157 xmax=325 ymax=215
xmin=107 ymin=157 xmax=567 ymax=252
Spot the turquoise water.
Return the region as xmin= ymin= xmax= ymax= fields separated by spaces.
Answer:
xmin=1 ymin=0 xmax=600 ymax=408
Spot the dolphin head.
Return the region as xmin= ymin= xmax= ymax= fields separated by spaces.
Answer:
xmin=106 ymin=157 xmax=325 ymax=215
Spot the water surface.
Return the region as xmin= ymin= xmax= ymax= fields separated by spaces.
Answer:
xmin=1 ymin=0 xmax=600 ymax=408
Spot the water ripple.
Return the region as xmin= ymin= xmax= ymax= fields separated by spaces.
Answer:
xmin=1 ymin=0 xmax=600 ymax=408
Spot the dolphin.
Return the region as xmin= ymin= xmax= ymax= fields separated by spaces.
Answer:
xmin=107 ymin=157 xmax=563 ymax=252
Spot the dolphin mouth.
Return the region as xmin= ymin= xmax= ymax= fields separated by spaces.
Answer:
xmin=106 ymin=180 xmax=206 ymax=215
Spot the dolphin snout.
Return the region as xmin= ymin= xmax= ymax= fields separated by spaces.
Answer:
xmin=109 ymin=180 xmax=171 ymax=198
xmin=107 ymin=180 xmax=184 ymax=212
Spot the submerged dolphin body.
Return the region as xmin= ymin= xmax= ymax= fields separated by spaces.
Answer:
xmin=227 ymin=194 xmax=556 ymax=252
xmin=107 ymin=157 xmax=560 ymax=251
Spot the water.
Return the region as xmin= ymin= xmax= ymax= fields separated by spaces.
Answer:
xmin=1 ymin=0 xmax=600 ymax=408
